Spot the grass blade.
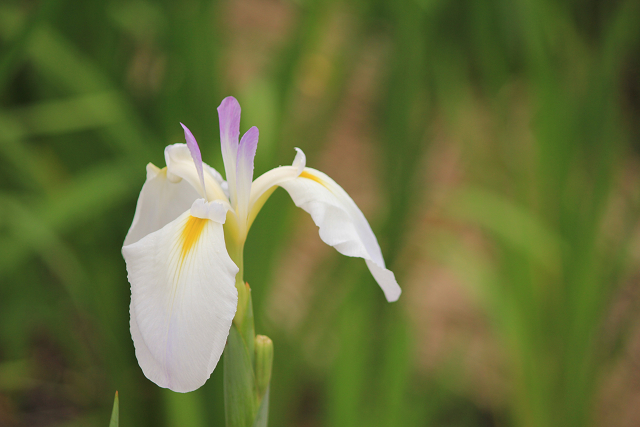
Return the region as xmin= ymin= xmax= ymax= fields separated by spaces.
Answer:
xmin=109 ymin=391 xmax=119 ymax=427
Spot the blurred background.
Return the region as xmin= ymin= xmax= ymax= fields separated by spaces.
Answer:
xmin=1 ymin=0 xmax=640 ymax=426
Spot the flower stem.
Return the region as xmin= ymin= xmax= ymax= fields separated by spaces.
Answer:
xmin=224 ymin=246 xmax=272 ymax=427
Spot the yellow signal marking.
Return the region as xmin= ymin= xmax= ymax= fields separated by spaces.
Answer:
xmin=299 ymin=170 xmax=327 ymax=188
xmin=181 ymin=216 xmax=207 ymax=261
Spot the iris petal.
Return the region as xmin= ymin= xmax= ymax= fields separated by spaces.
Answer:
xmin=218 ymin=96 xmax=241 ymax=208
xmin=164 ymin=144 xmax=230 ymax=205
xmin=123 ymin=163 xmax=200 ymax=247
xmin=180 ymin=123 xmax=207 ymax=201
xmin=280 ymin=168 xmax=401 ymax=302
xmin=123 ymin=210 xmax=239 ymax=392
xmin=235 ymin=126 xmax=259 ymax=220
xmin=248 ymin=150 xmax=401 ymax=302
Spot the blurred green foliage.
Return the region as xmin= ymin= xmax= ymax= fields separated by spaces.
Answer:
xmin=1 ymin=0 xmax=639 ymax=426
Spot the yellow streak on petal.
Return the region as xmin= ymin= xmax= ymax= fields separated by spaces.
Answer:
xmin=181 ymin=216 xmax=207 ymax=262
xmin=299 ymin=170 xmax=328 ymax=189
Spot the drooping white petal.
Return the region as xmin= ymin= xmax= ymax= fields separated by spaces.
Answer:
xmin=279 ymin=171 xmax=377 ymax=258
xmin=123 ymin=163 xmax=201 ymax=247
xmin=164 ymin=144 xmax=230 ymax=205
xmin=235 ymin=126 xmax=259 ymax=219
xmin=218 ymin=96 xmax=241 ymax=208
xmin=288 ymin=171 xmax=400 ymax=302
xmin=123 ymin=209 xmax=239 ymax=392
xmin=248 ymin=149 xmax=400 ymax=301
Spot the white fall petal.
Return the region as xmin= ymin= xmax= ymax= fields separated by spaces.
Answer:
xmin=249 ymin=151 xmax=401 ymax=303
xmin=122 ymin=142 xmax=239 ymax=392
xmin=123 ymin=207 xmax=238 ymax=392
xmin=280 ymin=169 xmax=401 ymax=302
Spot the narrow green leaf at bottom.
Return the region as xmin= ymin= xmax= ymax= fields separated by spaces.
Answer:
xmin=224 ymin=325 xmax=256 ymax=427
xmin=109 ymin=391 xmax=119 ymax=427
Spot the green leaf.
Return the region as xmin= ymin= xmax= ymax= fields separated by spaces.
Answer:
xmin=224 ymin=325 xmax=256 ymax=427
xmin=109 ymin=391 xmax=119 ymax=427
xmin=8 ymin=92 xmax=125 ymax=136
xmin=449 ymin=186 xmax=563 ymax=276
xmin=251 ymin=387 xmax=270 ymax=427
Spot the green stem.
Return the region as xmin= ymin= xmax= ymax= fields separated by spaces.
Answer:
xmin=223 ymin=241 xmax=272 ymax=427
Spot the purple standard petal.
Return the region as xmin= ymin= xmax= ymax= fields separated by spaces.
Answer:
xmin=217 ymin=97 xmax=241 ymax=206
xmin=235 ymin=126 xmax=259 ymax=218
xmin=180 ymin=123 xmax=207 ymax=199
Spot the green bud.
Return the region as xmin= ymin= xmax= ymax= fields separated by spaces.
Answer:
xmin=254 ymin=335 xmax=273 ymax=401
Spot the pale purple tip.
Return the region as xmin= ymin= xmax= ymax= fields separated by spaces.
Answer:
xmin=235 ymin=126 xmax=259 ymax=215
xmin=180 ymin=123 xmax=207 ymax=199
xmin=217 ymin=97 xmax=241 ymax=151
xmin=217 ymin=96 xmax=242 ymax=200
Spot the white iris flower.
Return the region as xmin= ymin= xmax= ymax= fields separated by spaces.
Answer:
xmin=122 ymin=96 xmax=401 ymax=392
